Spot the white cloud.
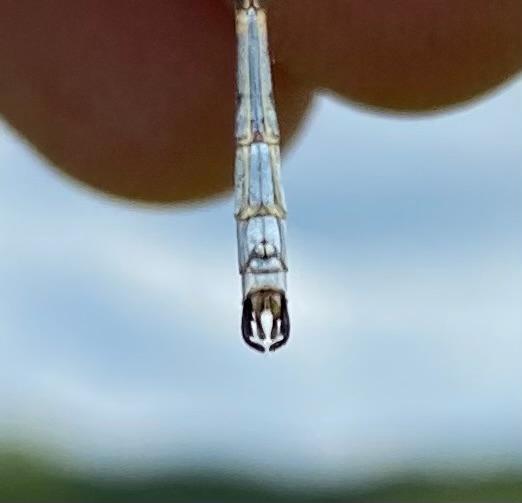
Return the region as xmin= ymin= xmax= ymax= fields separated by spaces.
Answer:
xmin=0 ymin=81 xmax=521 ymax=481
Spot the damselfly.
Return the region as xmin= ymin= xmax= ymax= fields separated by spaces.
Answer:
xmin=234 ymin=1 xmax=290 ymax=352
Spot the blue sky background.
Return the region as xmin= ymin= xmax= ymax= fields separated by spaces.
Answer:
xmin=0 ymin=78 xmax=521 ymax=485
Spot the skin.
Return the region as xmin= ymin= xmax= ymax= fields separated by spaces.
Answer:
xmin=0 ymin=0 xmax=521 ymax=204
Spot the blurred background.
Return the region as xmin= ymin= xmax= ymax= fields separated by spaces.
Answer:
xmin=0 ymin=76 xmax=521 ymax=502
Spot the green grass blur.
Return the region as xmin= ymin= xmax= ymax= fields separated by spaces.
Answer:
xmin=0 ymin=450 xmax=521 ymax=502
